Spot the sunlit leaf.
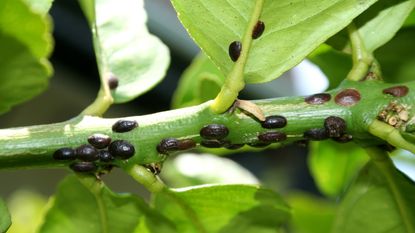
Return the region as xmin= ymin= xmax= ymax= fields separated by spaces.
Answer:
xmin=308 ymin=141 xmax=368 ymax=197
xmin=287 ymin=193 xmax=335 ymax=233
xmin=7 ymin=190 xmax=47 ymax=233
xmin=79 ymin=0 xmax=170 ymax=103
xmin=172 ymin=53 xmax=224 ymax=108
xmin=332 ymin=161 xmax=415 ymax=233
xmin=375 ymin=27 xmax=415 ymax=83
xmin=161 ymin=153 xmax=259 ymax=188
xmin=0 ymin=197 xmax=10 ymax=233
xmin=154 ymin=185 xmax=291 ymax=233
xmin=0 ymin=0 xmax=53 ymax=115
xmin=22 ymin=0 xmax=54 ymax=15
xmin=39 ymin=175 xmax=175 ymax=233
xmin=328 ymin=0 xmax=415 ymax=53
xmin=171 ymin=0 xmax=377 ymax=84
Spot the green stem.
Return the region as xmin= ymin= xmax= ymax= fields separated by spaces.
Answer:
xmin=126 ymin=165 xmax=165 ymax=193
xmin=211 ymin=0 xmax=264 ymax=113
xmin=2 ymin=80 xmax=415 ymax=169
xmin=82 ymin=87 xmax=113 ymax=116
xmin=346 ymin=23 xmax=373 ymax=82
xmin=365 ymin=147 xmax=415 ymax=233
xmin=368 ymin=120 xmax=415 ymax=153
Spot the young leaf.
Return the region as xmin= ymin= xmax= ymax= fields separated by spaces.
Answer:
xmin=328 ymin=0 xmax=415 ymax=53
xmin=7 ymin=190 xmax=47 ymax=233
xmin=308 ymin=141 xmax=368 ymax=197
xmin=79 ymin=0 xmax=170 ymax=103
xmin=39 ymin=175 xmax=175 ymax=233
xmin=161 ymin=153 xmax=259 ymax=188
xmin=331 ymin=161 xmax=415 ymax=233
xmin=287 ymin=193 xmax=336 ymax=233
xmin=308 ymin=44 xmax=352 ymax=90
xmin=172 ymin=53 xmax=224 ymax=109
xmin=171 ymin=0 xmax=377 ymax=84
xmin=0 ymin=197 xmax=11 ymax=233
xmin=153 ymin=185 xmax=291 ymax=233
xmin=375 ymin=27 xmax=415 ymax=83
xmin=0 ymin=0 xmax=53 ymax=115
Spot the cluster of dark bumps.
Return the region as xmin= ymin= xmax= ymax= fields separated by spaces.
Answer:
xmin=53 ymin=120 xmax=138 ymax=173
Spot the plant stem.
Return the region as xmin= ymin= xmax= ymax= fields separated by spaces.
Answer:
xmin=211 ymin=0 xmax=264 ymax=113
xmin=346 ymin=23 xmax=373 ymax=82
xmin=365 ymin=147 xmax=415 ymax=233
xmin=368 ymin=120 xmax=415 ymax=153
xmin=1 ymin=80 xmax=415 ymax=169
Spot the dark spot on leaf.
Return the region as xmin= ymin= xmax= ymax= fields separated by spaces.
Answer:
xmin=200 ymin=124 xmax=229 ymax=140
xmin=75 ymin=145 xmax=99 ymax=162
xmin=112 ymin=120 xmax=138 ymax=133
xmin=108 ymin=74 xmax=119 ymax=90
xmin=53 ymin=148 xmax=76 ymax=160
xmin=304 ymin=93 xmax=331 ymax=105
xmin=70 ymin=161 xmax=97 ymax=173
xmin=88 ymin=134 xmax=111 ymax=149
xmin=324 ymin=116 xmax=346 ymax=138
xmin=335 ymin=89 xmax=361 ymax=106
xmin=229 ymin=41 xmax=242 ymax=62
xmin=261 ymin=115 xmax=287 ymax=129
xmin=252 ymin=20 xmax=265 ymax=39
xmin=258 ymin=132 xmax=287 ymax=143
xmin=109 ymin=140 xmax=135 ymax=159
xmin=382 ymin=85 xmax=409 ymax=97
xmin=303 ymin=128 xmax=329 ymax=141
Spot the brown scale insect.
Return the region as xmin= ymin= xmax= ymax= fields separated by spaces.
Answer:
xmin=157 ymin=138 xmax=179 ymax=154
xmin=257 ymin=132 xmax=287 ymax=143
xmin=303 ymin=128 xmax=329 ymax=141
xmin=261 ymin=115 xmax=287 ymax=129
xmin=88 ymin=134 xmax=111 ymax=149
xmin=229 ymin=41 xmax=242 ymax=62
xmin=335 ymin=89 xmax=361 ymax=106
xmin=304 ymin=93 xmax=331 ymax=105
xmin=200 ymin=124 xmax=229 ymax=140
xmin=177 ymin=139 xmax=196 ymax=150
xmin=112 ymin=120 xmax=138 ymax=133
xmin=252 ymin=20 xmax=265 ymax=39
xmin=382 ymin=85 xmax=409 ymax=97
xmin=324 ymin=116 xmax=346 ymax=138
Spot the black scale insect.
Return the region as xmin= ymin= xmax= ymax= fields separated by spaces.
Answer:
xmin=88 ymin=134 xmax=111 ymax=149
xmin=157 ymin=138 xmax=196 ymax=154
xmin=261 ymin=115 xmax=287 ymax=129
xmin=229 ymin=41 xmax=242 ymax=62
xmin=70 ymin=161 xmax=97 ymax=173
xmin=303 ymin=128 xmax=329 ymax=141
xmin=112 ymin=120 xmax=138 ymax=133
xmin=108 ymin=73 xmax=119 ymax=90
xmin=200 ymin=139 xmax=226 ymax=148
xmin=109 ymin=140 xmax=135 ymax=159
xmin=324 ymin=116 xmax=346 ymax=138
xmin=252 ymin=20 xmax=265 ymax=39
xmin=258 ymin=132 xmax=287 ymax=143
xmin=200 ymin=124 xmax=229 ymax=140
xmin=75 ymin=145 xmax=99 ymax=162
xmin=98 ymin=150 xmax=114 ymax=162
xmin=53 ymin=148 xmax=76 ymax=160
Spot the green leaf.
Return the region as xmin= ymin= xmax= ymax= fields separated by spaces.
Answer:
xmin=0 ymin=197 xmax=11 ymax=233
xmin=332 ymin=161 xmax=415 ymax=233
xmin=171 ymin=0 xmax=377 ymax=84
xmin=172 ymin=53 xmax=224 ymax=108
xmin=39 ymin=175 xmax=175 ymax=233
xmin=308 ymin=44 xmax=352 ymax=90
xmin=375 ymin=27 xmax=415 ymax=83
xmin=22 ymin=0 xmax=54 ymax=15
xmin=328 ymin=0 xmax=415 ymax=53
xmin=0 ymin=0 xmax=53 ymax=115
xmin=153 ymin=185 xmax=291 ymax=233
xmin=287 ymin=193 xmax=335 ymax=233
xmin=7 ymin=190 xmax=47 ymax=233
xmin=308 ymin=141 xmax=368 ymax=197
xmin=161 ymin=153 xmax=259 ymax=188
xmin=403 ymin=10 xmax=415 ymax=26
xmin=79 ymin=0 xmax=170 ymax=103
